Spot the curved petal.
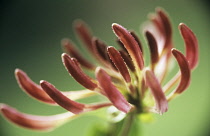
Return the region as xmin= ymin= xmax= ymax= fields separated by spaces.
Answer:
xmin=164 ymin=49 xmax=191 ymax=101
xmin=172 ymin=49 xmax=191 ymax=94
xmin=0 ymin=104 xmax=76 ymax=131
xmin=96 ymin=67 xmax=131 ymax=113
xmin=179 ymin=23 xmax=199 ymax=69
xmin=144 ymin=69 xmax=168 ymax=114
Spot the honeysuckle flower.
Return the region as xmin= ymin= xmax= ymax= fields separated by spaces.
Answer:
xmin=0 ymin=8 xmax=198 ymax=132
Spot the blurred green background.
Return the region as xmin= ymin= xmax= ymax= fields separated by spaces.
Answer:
xmin=0 ymin=0 xmax=210 ymax=136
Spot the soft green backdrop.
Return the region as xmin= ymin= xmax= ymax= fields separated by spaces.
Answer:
xmin=0 ymin=0 xmax=209 ymax=136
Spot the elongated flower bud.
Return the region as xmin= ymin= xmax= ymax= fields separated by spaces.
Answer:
xmin=179 ymin=23 xmax=199 ymax=69
xmin=15 ymin=69 xmax=56 ymax=104
xmin=40 ymin=81 xmax=111 ymax=114
xmin=144 ymin=69 xmax=168 ymax=114
xmin=96 ymin=67 xmax=131 ymax=113
xmin=171 ymin=49 xmax=191 ymax=94
xmin=62 ymin=53 xmax=98 ymax=90
xmin=40 ymin=80 xmax=85 ymax=114
xmin=112 ymin=23 xmax=144 ymax=70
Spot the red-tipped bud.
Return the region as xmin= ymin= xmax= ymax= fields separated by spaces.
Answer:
xmin=172 ymin=49 xmax=191 ymax=94
xmin=40 ymin=80 xmax=85 ymax=114
xmin=112 ymin=23 xmax=144 ymax=70
xmin=15 ymin=69 xmax=56 ymax=104
xmin=40 ymin=81 xmax=111 ymax=114
xmin=179 ymin=23 xmax=199 ymax=69
xmin=62 ymin=53 xmax=97 ymax=90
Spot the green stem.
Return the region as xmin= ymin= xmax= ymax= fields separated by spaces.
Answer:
xmin=119 ymin=113 xmax=135 ymax=136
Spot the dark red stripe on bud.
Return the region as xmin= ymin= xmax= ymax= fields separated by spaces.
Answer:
xmin=92 ymin=38 xmax=109 ymax=62
xmin=107 ymin=46 xmax=131 ymax=83
xmin=116 ymin=39 xmax=128 ymax=53
xmin=145 ymin=31 xmax=159 ymax=70
xmin=130 ymin=31 xmax=143 ymax=55
xmin=92 ymin=38 xmax=117 ymax=70
xmin=119 ymin=51 xmax=135 ymax=72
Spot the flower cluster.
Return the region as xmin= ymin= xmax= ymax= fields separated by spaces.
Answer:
xmin=0 ymin=8 xmax=198 ymax=131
